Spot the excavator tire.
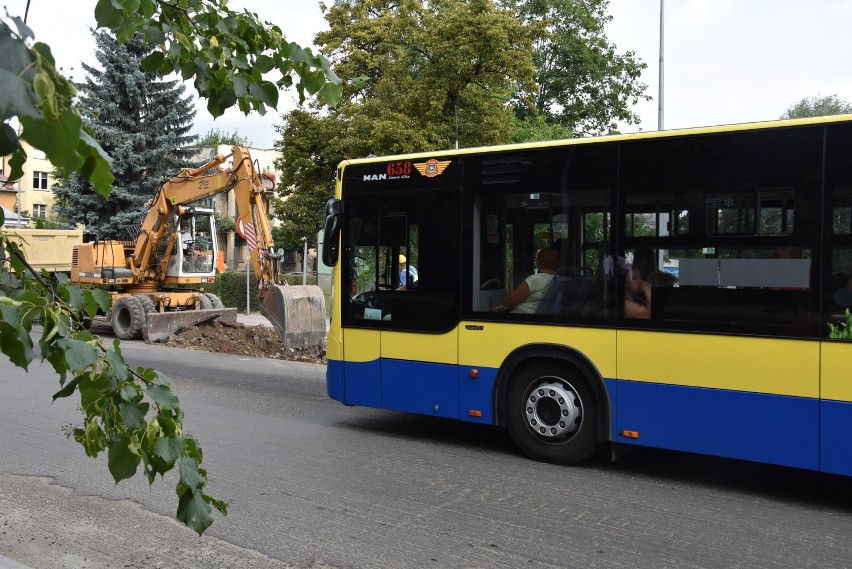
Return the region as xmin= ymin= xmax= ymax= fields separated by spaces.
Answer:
xmin=136 ymin=295 xmax=156 ymax=315
xmin=199 ymin=293 xmax=225 ymax=309
xmin=260 ymin=284 xmax=327 ymax=349
xmin=112 ymin=296 xmax=146 ymax=340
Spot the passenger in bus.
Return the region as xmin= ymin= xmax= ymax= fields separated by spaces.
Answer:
xmin=493 ymin=248 xmax=559 ymax=314
xmin=832 ymin=271 xmax=852 ymax=307
xmin=624 ymin=267 xmax=652 ymax=319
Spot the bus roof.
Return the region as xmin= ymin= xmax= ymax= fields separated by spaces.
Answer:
xmin=339 ymin=113 xmax=852 ymax=167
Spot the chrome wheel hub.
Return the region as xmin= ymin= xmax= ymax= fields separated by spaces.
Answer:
xmin=525 ymin=380 xmax=582 ymax=439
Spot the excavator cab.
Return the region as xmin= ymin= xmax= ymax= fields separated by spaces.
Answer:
xmin=166 ymin=209 xmax=217 ymax=279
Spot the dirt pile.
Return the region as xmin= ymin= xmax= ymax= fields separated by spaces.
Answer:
xmin=156 ymin=319 xmax=326 ymax=364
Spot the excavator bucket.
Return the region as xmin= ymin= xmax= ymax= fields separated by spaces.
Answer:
xmin=260 ymin=284 xmax=328 ymax=349
xmin=143 ymin=308 xmax=238 ymax=343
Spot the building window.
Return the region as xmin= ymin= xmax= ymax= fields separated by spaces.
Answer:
xmin=33 ymin=171 xmax=49 ymax=190
xmin=33 ymin=204 xmax=47 ymax=219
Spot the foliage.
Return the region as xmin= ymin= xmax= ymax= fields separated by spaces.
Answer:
xmin=276 ymin=0 xmax=538 ymax=241
xmin=828 ymin=309 xmax=852 ymax=340
xmin=0 ymin=1 xmax=343 ymax=534
xmin=0 ymin=208 xmax=226 ymax=534
xmin=500 ymin=0 xmax=650 ymax=135
xmin=53 ymin=30 xmax=197 ymax=238
xmin=215 ymin=270 xmax=260 ymax=312
xmin=1 ymin=1 xmax=343 ymax=197
xmin=213 ymin=210 xmax=235 ymax=233
xmin=197 ymin=127 xmax=251 ymax=147
xmin=781 ymin=94 xmax=852 ymax=119
xmin=272 ymin=225 xmax=308 ymax=253
xmin=276 ymin=0 xmax=649 ymax=240
xmin=511 ymin=113 xmax=573 ymax=143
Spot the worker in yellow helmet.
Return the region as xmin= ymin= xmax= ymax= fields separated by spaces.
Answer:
xmin=398 ymin=253 xmax=419 ymax=290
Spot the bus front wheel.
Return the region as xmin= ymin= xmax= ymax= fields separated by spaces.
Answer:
xmin=506 ymin=362 xmax=598 ymax=465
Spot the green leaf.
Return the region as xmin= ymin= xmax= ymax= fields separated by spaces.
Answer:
xmin=59 ymin=284 xmax=85 ymax=311
xmin=147 ymin=384 xmax=179 ymax=411
xmin=19 ymin=110 xmax=83 ymax=173
xmin=7 ymin=147 xmax=25 ymax=181
xmin=206 ymin=88 xmax=237 ymax=118
xmin=52 ymin=375 xmax=82 ymax=401
xmin=176 ymin=488 xmax=213 ymax=535
xmin=119 ymin=383 xmax=139 ymax=401
xmin=8 ymin=15 xmax=35 ymax=41
xmin=104 ymin=346 xmax=130 ymax=383
xmin=56 ymin=338 xmax=98 ymax=372
xmin=318 ymin=82 xmax=343 ymax=108
xmin=77 ymin=130 xmax=114 ymax=198
xmin=119 ymin=401 xmax=149 ymax=430
xmin=141 ymin=51 xmax=165 ymax=73
xmin=176 ymin=456 xmax=205 ymax=492
xmin=94 ymin=0 xmax=125 ymax=29
xmin=249 ymin=82 xmax=278 ymax=107
xmin=0 ymin=69 xmax=40 ymax=120
xmin=154 ymin=436 xmax=186 ymax=468
xmin=254 ymin=54 xmax=275 ymax=74
xmin=90 ymin=288 xmax=113 ymax=312
xmin=82 ymin=422 xmax=105 ymax=457
xmin=232 ymin=76 xmax=249 ymax=98
xmin=0 ymin=302 xmax=35 ymax=369
xmin=302 ymin=70 xmax=326 ymax=96
xmin=183 ymin=436 xmax=203 ymax=462
xmin=108 ymin=434 xmax=141 ymax=483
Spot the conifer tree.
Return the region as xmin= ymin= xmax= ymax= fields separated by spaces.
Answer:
xmin=53 ymin=30 xmax=196 ymax=238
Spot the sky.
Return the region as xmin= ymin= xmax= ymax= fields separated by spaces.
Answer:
xmin=8 ymin=0 xmax=852 ymax=148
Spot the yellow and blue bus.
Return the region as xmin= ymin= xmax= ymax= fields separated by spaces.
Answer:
xmin=321 ymin=115 xmax=852 ymax=475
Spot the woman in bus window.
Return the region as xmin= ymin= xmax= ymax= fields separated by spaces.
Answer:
xmin=493 ymin=248 xmax=558 ymax=314
xmin=624 ymin=267 xmax=652 ymax=319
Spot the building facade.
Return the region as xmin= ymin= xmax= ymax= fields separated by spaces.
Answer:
xmin=0 ymin=141 xmax=55 ymax=225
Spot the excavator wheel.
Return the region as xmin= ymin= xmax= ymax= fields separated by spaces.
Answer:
xmin=199 ymin=293 xmax=225 ymax=309
xmin=136 ymin=295 xmax=157 ymax=315
xmin=260 ymin=284 xmax=327 ymax=349
xmin=111 ymin=296 xmax=147 ymax=340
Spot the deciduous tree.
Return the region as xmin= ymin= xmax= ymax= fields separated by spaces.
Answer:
xmin=275 ymin=0 xmax=538 ymax=241
xmin=781 ymin=94 xmax=852 ymax=119
xmin=198 ymin=127 xmax=251 ymax=147
xmin=502 ymin=0 xmax=650 ymax=136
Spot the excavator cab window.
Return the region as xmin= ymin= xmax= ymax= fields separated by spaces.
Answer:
xmin=166 ymin=210 xmax=217 ymax=277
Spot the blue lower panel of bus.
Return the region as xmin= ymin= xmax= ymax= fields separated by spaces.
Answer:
xmin=328 ymin=358 xmax=496 ymax=424
xmin=820 ymin=399 xmax=852 ymax=476
xmin=614 ymin=380 xmax=819 ymax=471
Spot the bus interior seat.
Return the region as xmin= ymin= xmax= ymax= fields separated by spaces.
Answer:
xmin=537 ymin=274 xmax=593 ymax=316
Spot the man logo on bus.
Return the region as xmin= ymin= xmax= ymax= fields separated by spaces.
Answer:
xmin=414 ymin=159 xmax=451 ymax=178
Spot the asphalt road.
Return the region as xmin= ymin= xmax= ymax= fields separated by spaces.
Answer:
xmin=1 ymin=338 xmax=851 ymax=569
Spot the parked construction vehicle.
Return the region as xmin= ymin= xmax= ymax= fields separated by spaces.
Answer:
xmin=70 ymin=146 xmax=326 ymax=348
xmin=1 ymin=226 xmax=84 ymax=273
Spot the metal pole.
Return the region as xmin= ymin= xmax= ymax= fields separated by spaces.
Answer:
xmin=246 ymin=250 xmax=251 ymax=314
xmin=658 ymin=0 xmax=665 ymax=131
xmin=303 ymin=240 xmax=308 ymax=285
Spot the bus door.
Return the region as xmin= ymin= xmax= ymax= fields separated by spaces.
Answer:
xmin=342 ymin=189 xmax=462 ymax=419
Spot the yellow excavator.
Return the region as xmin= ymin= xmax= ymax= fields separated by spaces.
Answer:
xmin=70 ymin=146 xmax=326 ymax=348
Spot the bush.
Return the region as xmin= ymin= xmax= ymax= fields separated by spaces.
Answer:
xmin=828 ymin=309 xmax=852 ymax=340
xmin=213 ymin=271 xmax=260 ymax=312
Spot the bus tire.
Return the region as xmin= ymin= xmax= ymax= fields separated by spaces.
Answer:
xmin=111 ymin=296 xmax=146 ymax=340
xmin=506 ymin=361 xmax=598 ymax=465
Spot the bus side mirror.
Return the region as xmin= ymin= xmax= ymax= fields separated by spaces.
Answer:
xmin=322 ymin=198 xmax=343 ymax=267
